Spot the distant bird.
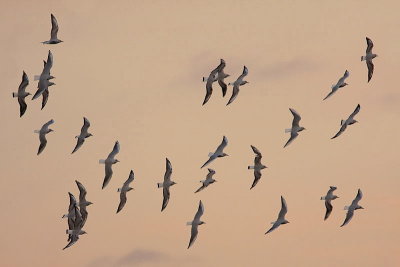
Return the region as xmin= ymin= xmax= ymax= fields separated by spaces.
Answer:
xmin=99 ymin=141 xmax=120 ymax=189
xmin=195 ymin=168 xmax=217 ymax=193
xmin=323 ymin=70 xmax=349 ymax=100
xmin=216 ymin=59 xmax=230 ymax=97
xmin=75 ymin=180 xmax=93 ymax=226
xmin=284 ymin=108 xmax=306 ymax=148
xmin=265 ymin=196 xmax=289 ymax=235
xmin=202 ymin=59 xmax=225 ymax=105
xmin=157 ymin=158 xmax=177 ymax=211
xmin=331 ymin=104 xmax=360 ymax=139
xmin=12 ymin=71 xmax=30 ymax=117
xmin=227 ymin=66 xmax=249 ymax=105
xmin=32 ymin=50 xmax=54 ymax=100
xmin=341 ymin=189 xmax=364 ymax=227
xmin=247 ymin=145 xmax=267 ymax=189
xmin=361 ymin=37 xmax=377 ymax=82
xmin=321 ymin=186 xmax=339 ymax=220
xmin=40 ymin=60 xmax=55 ymax=110
xmin=117 ymin=170 xmax=135 ymax=213
xmin=201 ymin=136 xmax=228 ymax=168
xmin=62 ymin=192 xmax=77 ymax=242
xmin=187 ymin=200 xmax=205 ymax=249
xmin=72 ymin=117 xmax=93 ymax=154
xmin=42 ymin=14 xmax=63 ymax=44
xmin=34 ymin=119 xmax=55 ymax=155
xmin=63 ymin=205 xmax=87 ymax=250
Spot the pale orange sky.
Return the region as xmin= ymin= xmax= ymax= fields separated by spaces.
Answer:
xmin=0 ymin=1 xmax=399 ymax=266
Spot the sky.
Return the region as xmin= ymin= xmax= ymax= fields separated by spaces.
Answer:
xmin=0 ymin=0 xmax=399 ymax=266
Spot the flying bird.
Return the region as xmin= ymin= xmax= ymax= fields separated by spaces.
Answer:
xmin=361 ymin=37 xmax=377 ymax=82
xmin=323 ymin=70 xmax=349 ymax=100
xmin=99 ymin=141 xmax=120 ymax=189
xmin=265 ymin=196 xmax=289 ymax=235
xmin=187 ymin=200 xmax=205 ymax=249
xmin=72 ymin=117 xmax=93 ymax=154
xmin=40 ymin=60 xmax=55 ymax=110
xmin=248 ymin=145 xmax=267 ymax=189
xmin=63 ymin=205 xmax=87 ymax=250
xmin=284 ymin=108 xmax=306 ymax=148
xmin=201 ymin=136 xmax=228 ymax=168
xmin=341 ymin=189 xmax=364 ymax=227
xmin=62 ymin=192 xmax=77 ymax=242
xmin=227 ymin=66 xmax=249 ymax=105
xmin=32 ymin=51 xmax=54 ymax=100
xmin=216 ymin=59 xmax=230 ymax=97
xmin=117 ymin=170 xmax=135 ymax=213
xmin=157 ymin=158 xmax=177 ymax=211
xmin=331 ymin=104 xmax=360 ymax=139
xmin=202 ymin=59 xmax=225 ymax=105
xmin=195 ymin=168 xmax=217 ymax=193
xmin=34 ymin=119 xmax=55 ymax=155
xmin=75 ymin=180 xmax=93 ymax=226
xmin=320 ymin=186 xmax=339 ymax=220
xmin=42 ymin=14 xmax=63 ymax=44
xmin=12 ymin=71 xmax=30 ymax=117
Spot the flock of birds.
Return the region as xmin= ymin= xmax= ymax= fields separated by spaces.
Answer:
xmin=11 ymin=14 xmax=378 ymax=250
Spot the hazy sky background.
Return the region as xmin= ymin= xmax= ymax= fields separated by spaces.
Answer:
xmin=0 ymin=1 xmax=399 ymax=266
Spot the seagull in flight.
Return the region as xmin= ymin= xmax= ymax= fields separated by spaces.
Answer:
xmin=72 ymin=117 xmax=93 ymax=154
xmin=187 ymin=200 xmax=205 ymax=249
xmin=361 ymin=37 xmax=377 ymax=82
xmin=284 ymin=108 xmax=306 ymax=148
xmin=265 ymin=196 xmax=289 ymax=235
xmin=75 ymin=180 xmax=93 ymax=226
xmin=195 ymin=168 xmax=217 ymax=193
xmin=62 ymin=192 xmax=77 ymax=243
xmin=320 ymin=186 xmax=339 ymax=220
xmin=157 ymin=158 xmax=177 ymax=211
xmin=331 ymin=104 xmax=360 ymax=139
xmin=12 ymin=71 xmax=30 ymax=117
xmin=202 ymin=59 xmax=225 ymax=105
xmin=34 ymin=119 xmax=55 ymax=155
xmin=227 ymin=66 xmax=249 ymax=105
xmin=42 ymin=14 xmax=63 ymax=44
xmin=201 ymin=136 xmax=228 ymax=168
xmin=39 ymin=60 xmax=55 ymax=110
xmin=117 ymin=170 xmax=135 ymax=213
xmin=63 ymin=205 xmax=87 ymax=250
xmin=248 ymin=145 xmax=267 ymax=189
xmin=32 ymin=50 xmax=54 ymax=100
xmin=99 ymin=141 xmax=120 ymax=189
xmin=323 ymin=70 xmax=349 ymax=100
xmin=341 ymin=189 xmax=364 ymax=227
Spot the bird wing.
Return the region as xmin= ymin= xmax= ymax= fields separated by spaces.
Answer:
xmin=351 ymin=189 xmax=363 ymax=206
xmin=107 ymin=141 xmax=120 ymax=159
xmin=188 ymin=225 xmax=198 ymax=249
xmin=164 ymin=158 xmax=172 ymax=182
xmin=366 ymin=37 xmax=374 ymax=54
xmin=102 ymin=163 xmax=113 ymax=189
xmin=218 ymin=76 xmax=228 ymax=97
xmin=278 ymin=196 xmax=288 ymax=220
xmin=215 ymin=136 xmax=228 ymax=155
xmin=161 ymin=186 xmax=170 ymax=211
xmin=18 ymin=97 xmax=27 ymax=117
xmin=41 ymin=89 xmax=49 ymax=110
xmin=200 ymin=156 xmax=215 ymax=169
xmin=250 ymin=145 xmax=262 ymax=158
xmin=43 ymin=50 xmax=53 ymax=75
xmin=123 ymin=170 xmax=135 ymax=187
xmin=117 ymin=191 xmax=127 ymax=213
xmin=337 ymin=70 xmax=349 ymax=85
xmin=63 ymin=234 xmax=79 ymax=250
xmin=324 ymin=200 xmax=333 ymax=220
xmin=340 ymin=209 xmax=354 ymax=227
xmin=238 ymin=65 xmax=248 ymax=81
xmin=43 ymin=119 xmax=55 ymax=129
xmin=37 ymin=133 xmax=48 ymax=155
xmin=348 ymin=104 xmax=361 ymax=120
xmin=194 ymin=184 xmax=206 ymax=193
xmin=206 ymin=168 xmax=215 ymax=179
xmin=290 ymin=108 xmax=301 ymax=128
xmin=250 ymin=170 xmax=262 ymax=189
xmin=265 ymin=221 xmax=281 ymax=234
xmin=283 ymin=132 xmax=298 ymax=148
xmin=203 ymin=79 xmax=213 ymax=105
xmin=331 ymin=123 xmax=347 ymax=139
xmin=18 ymin=71 xmax=29 ymax=93
xmin=81 ymin=117 xmax=91 ymax=135
xmin=193 ymin=200 xmax=204 ymax=221
xmin=323 ymin=90 xmax=336 ymax=101
xmin=75 ymin=180 xmax=87 ymax=203
xmin=50 ymin=14 xmax=59 ymax=40
xmin=226 ymin=83 xmax=240 ymax=105
xmin=366 ymin=60 xmax=374 ymax=82
xmin=72 ymin=138 xmax=85 ymax=154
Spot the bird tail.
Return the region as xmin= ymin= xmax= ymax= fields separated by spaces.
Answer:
xmin=344 ymin=206 xmax=349 ymax=210
xmin=99 ymin=159 xmax=106 ymax=164
xmin=157 ymin=183 xmax=164 ymax=188
xmin=320 ymin=196 xmax=326 ymax=200
xmin=285 ymin=128 xmax=292 ymax=133
xmin=186 ymin=221 xmax=193 ymax=225
xmin=248 ymin=166 xmax=255 ymax=169
xmin=34 ymin=75 xmax=41 ymax=81
xmin=12 ymin=92 xmax=18 ymax=97
xmin=34 ymin=130 xmax=40 ymax=133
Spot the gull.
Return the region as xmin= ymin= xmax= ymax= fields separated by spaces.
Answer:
xmin=187 ymin=200 xmax=205 ymax=249
xmin=265 ymin=196 xmax=289 ymax=235
xmin=217 ymin=59 xmax=230 ymax=97
xmin=227 ymin=66 xmax=249 ymax=106
xmin=72 ymin=117 xmax=93 ymax=154
xmin=62 ymin=192 xmax=77 ymax=242
xmin=341 ymin=189 xmax=364 ymax=227
xmin=361 ymin=37 xmax=377 ymax=82
xmin=32 ymin=51 xmax=54 ymax=100
xmin=323 ymin=70 xmax=349 ymax=100
xmin=247 ymin=145 xmax=267 ymax=189
xmin=40 ymin=60 xmax=55 ymax=110
xmin=99 ymin=141 xmax=120 ymax=189
xmin=284 ymin=108 xmax=306 ymax=148
xmin=202 ymin=59 xmax=225 ymax=105
xmin=75 ymin=180 xmax=93 ymax=226
xmin=117 ymin=170 xmax=135 ymax=213
xmin=12 ymin=71 xmax=30 ymax=117
xmin=331 ymin=104 xmax=360 ymax=139
xmin=42 ymin=14 xmax=63 ymax=44
xmin=320 ymin=186 xmax=339 ymax=220
xmin=34 ymin=119 xmax=55 ymax=155
xmin=157 ymin=158 xmax=177 ymax=212
xmin=201 ymin=136 xmax=228 ymax=168
xmin=195 ymin=168 xmax=217 ymax=193
xmin=63 ymin=205 xmax=87 ymax=250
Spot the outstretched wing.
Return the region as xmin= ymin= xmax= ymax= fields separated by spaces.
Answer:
xmin=50 ymin=14 xmax=59 ymax=40
xmin=324 ymin=200 xmax=333 ymax=220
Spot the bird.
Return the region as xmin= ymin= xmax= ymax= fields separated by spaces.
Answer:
xmin=216 ymin=59 xmax=230 ymax=97
xmin=361 ymin=37 xmax=377 ymax=82
xmin=331 ymin=104 xmax=360 ymax=139
xmin=195 ymin=168 xmax=217 ymax=193
xmin=72 ymin=117 xmax=93 ymax=154
xmin=75 ymin=180 xmax=93 ymax=226
xmin=34 ymin=119 xmax=55 ymax=155
xmin=40 ymin=60 xmax=55 ymax=110
xmin=32 ymin=50 xmax=55 ymax=100
xmin=323 ymin=70 xmax=349 ymax=100
xmin=42 ymin=14 xmax=63 ymax=44
xmin=12 ymin=71 xmax=30 ymax=117
xmin=265 ymin=196 xmax=289 ymax=234
xmin=202 ymin=59 xmax=225 ymax=105
xmin=284 ymin=108 xmax=306 ymax=148
xmin=157 ymin=158 xmax=177 ymax=212
xmin=247 ymin=145 xmax=267 ymax=189
xmin=116 ymin=170 xmax=135 ymax=213
xmin=341 ymin=189 xmax=364 ymax=227
xmin=227 ymin=66 xmax=249 ymax=105
xmin=62 ymin=192 xmax=77 ymax=242
xmin=187 ymin=200 xmax=205 ymax=249
xmin=201 ymin=136 xmax=228 ymax=168
xmin=320 ymin=186 xmax=339 ymax=220
xmin=99 ymin=141 xmax=120 ymax=189
xmin=63 ymin=205 xmax=87 ymax=250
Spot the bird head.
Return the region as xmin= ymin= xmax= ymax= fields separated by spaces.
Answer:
xmin=27 ymin=92 xmax=32 ymax=96
xmin=80 ymin=231 xmax=87 ymax=235
xmin=199 ymin=221 xmax=206 ymax=225
xmin=47 ymin=75 xmax=55 ymax=80
xmin=332 ymin=196 xmax=339 ymax=200
xmin=114 ymin=159 xmax=120 ymax=163
xmin=48 ymin=129 xmax=54 ymax=133
xmin=87 ymin=201 xmax=94 ymax=206
xmin=282 ymin=220 xmax=290 ymax=224
xmin=87 ymin=133 xmax=93 ymax=137
xmin=171 ymin=181 xmax=177 ymax=186
xmin=128 ymin=187 xmax=134 ymax=192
